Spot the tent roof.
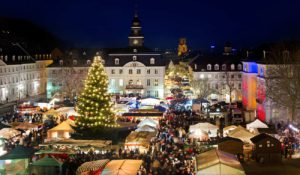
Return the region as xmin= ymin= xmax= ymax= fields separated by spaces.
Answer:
xmin=76 ymin=159 xmax=109 ymax=174
xmin=223 ymin=125 xmax=238 ymax=132
xmin=195 ymin=149 xmax=244 ymax=172
xmin=137 ymin=118 xmax=158 ymax=128
xmin=0 ymin=122 xmax=11 ymax=130
xmin=125 ymin=131 xmax=156 ymax=146
xmin=250 ymin=133 xmax=280 ymax=143
xmin=15 ymin=122 xmax=38 ymax=130
xmin=48 ymin=121 xmax=74 ymax=132
xmin=0 ymin=146 xmax=34 ymax=160
xmin=101 ymin=159 xmax=143 ymax=175
xmin=32 ymin=156 xmax=62 ymax=167
xmin=228 ymin=126 xmax=255 ymax=143
xmin=219 ymin=136 xmax=243 ymax=143
xmin=135 ymin=125 xmax=156 ymax=132
xmin=190 ymin=122 xmax=218 ymax=130
xmin=246 ymin=119 xmax=268 ymax=130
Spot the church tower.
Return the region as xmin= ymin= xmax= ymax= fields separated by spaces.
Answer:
xmin=128 ymin=12 xmax=144 ymax=47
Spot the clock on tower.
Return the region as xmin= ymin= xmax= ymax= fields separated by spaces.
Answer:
xmin=128 ymin=12 xmax=144 ymax=47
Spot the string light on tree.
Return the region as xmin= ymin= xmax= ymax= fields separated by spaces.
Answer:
xmin=75 ymin=52 xmax=118 ymax=128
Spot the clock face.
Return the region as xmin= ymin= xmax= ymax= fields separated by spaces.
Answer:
xmin=133 ymin=39 xmax=139 ymax=45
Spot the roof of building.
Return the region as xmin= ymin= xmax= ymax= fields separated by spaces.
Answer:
xmin=219 ymin=136 xmax=243 ymax=143
xmin=0 ymin=146 xmax=35 ymax=160
xmin=250 ymin=133 xmax=280 ymax=143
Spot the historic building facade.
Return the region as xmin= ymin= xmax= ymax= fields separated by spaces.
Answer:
xmin=46 ymin=13 xmax=165 ymax=99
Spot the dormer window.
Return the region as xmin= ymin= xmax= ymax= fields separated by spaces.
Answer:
xmin=238 ymin=64 xmax=242 ymax=70
xmin=133 ymin=49 xmax=137 ymax=53
xmin=69 ymin=52 xmax=73 ymax=55
xmin=73 ymin=60 xmax=77 ymax=65
xmin=231 ymin=64 xmax=235 ymax=70
xmin=214 ymin=64 xmax=219 ymax=70
xmin=222 ymin=64 xmax=227 ymax=70
xmin=83 ymin=51 xmax=86 ymax=55
xmin=194 ymin=64 xmax=197 ymax=70
xmin=0 ymin=55 xmax=3 ymax=60
xmin=207 ymin=64 xmax=212 ymax=70
xmin=87 ymin=60 xmax=91 ymax=65
xmin=59 ymin=60 xmax=63 ymax=66
xmin=133 ymin=56 xmax=137 ymax=61
xmin=150 ymin=58 xmax=155 ymax=65
xmin=115 ymin=58 xmax=119 ymax=65
xmin=5 ymin=56 xmax=8 ymax=61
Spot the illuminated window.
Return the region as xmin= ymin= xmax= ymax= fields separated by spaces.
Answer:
xmin=73 ymin=60 xmax=77 ymax=65
xmin=154 ymin=79 xmax=159 ymax=86
xmin=150 ymin=58 xmax=155 ymax=65
xmin=133 ymin=56 xmax=137 ymax=61
xmin=194 ymin=64 xmax=197 ymax=70
xmin=119 ymin=79 xmax=123 ymax=86
xmin=214 ymin=64 xmax=219 ymax=70
xmin=59 ymin=60 xmax=63 ymax=65
xmin=115 ymin=58 xmax=119 ymax=65
xmin=231 ymin=64 xmax=235 ymax=70
xmin=200 ymin=74 xmax=204 ymax=79
xmin=110 ymin=79 xmax=115 ymax=87
xmin=207 ymin=64 xmax=212 ymax=70
xmin=155 ymin=91 xmax=159 ymax=97
xmin=147 ymin=91 xmax=151 ymax=97
xmin=87 ymin=60 xmax=91 ymax=65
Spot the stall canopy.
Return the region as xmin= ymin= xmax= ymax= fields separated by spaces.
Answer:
xmin=0 ymin=122 xmax=11 ymax=130
xmin=15 ymin=122 xmax=39 ymax=131
xmin=223 ymin=125 xmax=238 ymax=136
xmin=56 ymin=107 xmax=79 ymax=117
xmin=135 ymin=125 xmax=156 ymax=132
xmin=189 ymin=129 xmax=209 ymax=141
xmin=31 ymin=156 xmax=62 ymax=175
xmin=43 ymin=109 xmax=59 ymax=121
xmin=101 ymin=159 xmax=143 ymax=175
xmin=189 ymin=122 xmax=219 ymax=137
xmin=137 ymin=118 xmax=159 ymax=128
xmin=76 ymin=159 xmax=109 ymax=175
xmin=195 ymin=149 xmax=246 ymax=175
xmin=246 ymin=119 xmax=268 ymax=131
xmin=0 ymin=147 xmax=34 ymax=160
xmin=227 ymin=126 xmax=256 ymax=144
xmin=0 ymin=128 xmax=21 ymax=139
xmin=47 ymin=121 xmax=75 ymax=140
xmin=140 ymin=98 xmax=161 ymax=106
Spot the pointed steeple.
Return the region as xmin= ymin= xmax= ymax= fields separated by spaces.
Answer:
xmin=128 ymin=9 xmax=144 ymax=47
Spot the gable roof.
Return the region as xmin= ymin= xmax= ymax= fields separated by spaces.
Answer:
xmin=0 ymin=146 xmax=34 ymax=160
xmin=250 ymin=133 xmax=280 ymax=143
xmin=219 ymin=136 xmax=243 ymax=143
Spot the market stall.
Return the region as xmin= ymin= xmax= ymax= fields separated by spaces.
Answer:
xmin=0 ymin=128 xmax=21 ymax=139
xmin=195 ymin=149 xmax=246 ymax=175
xmin=15 ymin=122 xmax=40 ymax=132
xmin=76 ymin=159 xmax=109 ymax=175
xmin=125 ymin=131 xmax=156 ymax=153
xmin=101 ymin=159 xmax=143 ymax=175
xmin=43 ymin=109 xmax=60 ymax=121
xmin=227 ymin=126 xmax=256 ymax=144
xmin=137 ymin=118 xmax=159 ymax=128
xmin=140 ymin=98 xmax=161 ymax=106
xmin=56 ymin=107 xmax=79 ymax=117
xmin=223 ymin=125 xmax=238 ymax=136
xmin=135 ymin=125 xmax=156 ymax=132
xmin=0 ymin=147 xmax=35 ymax=175
xmin=47 ymin=121 xmax=75 ymax=140
xmin=246 ymin=119 xmax=268 ymax=133
xmin=189 ymin=122 xmax=219 ymax=138
xmin=188 ymin=130 xmax=209 ymax=141
xmin=30 ymin=156 xmax=62 ymax=175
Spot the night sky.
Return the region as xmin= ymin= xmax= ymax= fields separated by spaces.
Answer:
xmin=1 ymin=0 xmax=300 ymax=51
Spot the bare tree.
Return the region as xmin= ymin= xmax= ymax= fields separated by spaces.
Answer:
xmin=221 ymin=71 xmax=236 ymax=105
xmin=265 ymin=46 xmax=300 ymax=123
xmin=190 ymin=78 xmax=215 ymax=99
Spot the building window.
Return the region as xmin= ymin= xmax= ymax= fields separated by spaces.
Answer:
xmin=147 ymin=69 xmax=150 ymax=74
xmin=155 ymin=91 xmax=159 ymax=98
xmin=154 ymin=79 xmax=158 ymax=86
xmin=200 ymin=74 xmax=204 ymax=79
xmin=111 ymin=69 xmax=115 ymax=74
xmin=207 ymin=64 xmax=212 ymax=70
xmin=133 ymin=49 xmax=137 ymax=53
xmin=129 ymin=69 xmax=133 ymax=74
xmin=150 ymin=58 xmax=155 ymax=65
xmin=238 ymin=83 xmax=241 ymax=89
xmin=137 ymin=80 xmax=141 ymax=85
xmin=137 ymin=69 xmax=141 ymax=74
xmin=238 ymin=74 xmax=242 ymax=78
xmin=119 ymin=79 xmax=123 ymax=86
xmin=155 ymin=69 xmax=158 ymax=74
xmin=194 ymin=64 xmax=197 ymax=70
xmin=59 ymin=60 xmax=63 ymax=66
xmin=147 ymin=79 xmax=150 ymax=86
xmin=128 ymin=79 xmax=133 ymax=85
xmin=133 ymin=56 xmax=137 ymax=61
xmin=147 ymin=91 xmax=151 ymax=97
xmin=231 ymin=74 xmax=234 ymax=79
xmin=215 ymin=84 xmax=218 ymax=89
xmin=214 ymin=64 xmax=219 ymax=70
xmin=73 ymin=60 xmax=77 ymax=65
xmin=110 ymin=79 xmax=115 ymax=87
xmin=231 ymin=64 xmax=235 ymax=70
xmin=87 ymin=60 xmax=91 ymax=65
xmin=237 ymin=64 xmax=242 ymax=70
xmin=207 ymin=74 xmax=212 ymax=78
xmin=222 ymin=64 xmax=227 ymax=70
xmin=115 ymin=58 xmax=119 ymax=65
xmin=119 ymin=69 xmax=123 ymax=74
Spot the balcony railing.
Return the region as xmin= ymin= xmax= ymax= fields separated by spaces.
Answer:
xmin=125 ymin=84 xmax=144 ymax=89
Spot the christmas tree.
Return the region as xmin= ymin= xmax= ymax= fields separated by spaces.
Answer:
xmin=75 ymin=54 xmax=117 ymax=129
